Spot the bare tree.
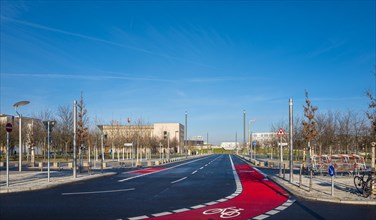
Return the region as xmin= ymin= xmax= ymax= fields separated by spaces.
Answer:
xmin=302 ymin=91 xmax=318 ymax=164
xmin=56 ymin=104 xmax=73 ymax=159
xmin=77 ymin=93 xmax=89 ymax=150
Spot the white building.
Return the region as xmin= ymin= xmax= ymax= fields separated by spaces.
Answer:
xmin=220 ymin=142 xmax=240 ymax=150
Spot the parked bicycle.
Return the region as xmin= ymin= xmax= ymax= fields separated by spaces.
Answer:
xmin=354 ymin=171 xmax=375 ymax=197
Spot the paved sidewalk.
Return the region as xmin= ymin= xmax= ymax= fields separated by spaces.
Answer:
xmin=265 ymin=170 xmax=376 ymax=205
xmin=0 ymin=170 xmax=115 ymax=193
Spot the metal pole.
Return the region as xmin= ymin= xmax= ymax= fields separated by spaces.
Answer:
xmin=185 ymin=111 xmax=187 ymax=155
xmin=243 ymin=110 xmax=246 ymax=153
xmin=289 ymin=98 xmax=294 ymax=183
xmin=73 ymin=100 xmax=77 ymax=178
xmin=19 ymin=116 xmax=22 ymax=172
xmin=167 ymin=132 xmax=170 ymax=160
xmin=101 ymin=134 xmax=104 ymax=173
xmin=47 ymin=121 xmax=50 ymax=182
xmin=331 ymin=175 xmax=334 ymax=196
xmin=6 ymin=132 xmax=10 ymax=187
xmin=280 ymin=136 xmax=283 ymax=177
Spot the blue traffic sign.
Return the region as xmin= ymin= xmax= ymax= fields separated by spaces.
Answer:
xmin=252 ymin=141 xmax=257 ymax=147
xmin=328 ymin=165 xmax=335 ymax=176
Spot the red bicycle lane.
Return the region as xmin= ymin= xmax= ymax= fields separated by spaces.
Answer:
xmin=152 ymin=163 xmax=290 ymax=220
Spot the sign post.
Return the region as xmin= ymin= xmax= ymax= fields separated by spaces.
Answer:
xmin=252 ymin=141 xmax=257 ymax=160
xmin=329 ymin=165 xmax=335 ymax=196
xmin=277 ymin=128 xmax=286 ymax=177
xmin=6 ymin=123 xmax=13 ymax=187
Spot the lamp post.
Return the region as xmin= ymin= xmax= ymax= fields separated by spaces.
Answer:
xmin=243 ymin=110 xmax=246 ymax=154
xmin=43 ymin=120 xmax=56 ymax=182
xmin=97 ymin=125 xmax=105 ymax=173
xmin=13 ymin=100 xmax=30 ymax=172
xmin=185 ymin=111 xmax=188 ymax=155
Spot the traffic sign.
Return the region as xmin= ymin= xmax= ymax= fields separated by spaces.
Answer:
xmin=124 ymin=143 xmax=133 ymax=147
xmin=252 ymin=141 xmax=257 ymax=147
xmin=328 ymin=165 xmax=335 ymax=176
xmin=5 ymin=123 xmax=12 ymax=132
xmin=276 ymin=128 xmax=286 ymax=136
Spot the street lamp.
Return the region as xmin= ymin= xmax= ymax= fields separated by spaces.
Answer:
xmin=97 ymin=125 xmax=105 ymax=173
xmin=43 ymin=120 xmax=56 ymax=182
xmin=13 ymin=100 xmax=30 ymax=172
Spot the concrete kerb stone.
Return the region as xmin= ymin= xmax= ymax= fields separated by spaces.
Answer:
xmin=268 ymin=173 xmax=376 ymax=205
xmin=0 ymin=172 xmax=115 ymax=194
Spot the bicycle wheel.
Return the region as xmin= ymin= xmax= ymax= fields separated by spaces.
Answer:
xmin=363 ymin=178 xmax=375 ymax=198
xmin=354 ymin=176 xmax=363 ymax=194
xmin=203 ymin=208 xmax=222 ymax=215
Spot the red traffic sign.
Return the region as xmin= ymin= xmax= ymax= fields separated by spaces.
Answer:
xmin=276 ymin=128 xmax=286 ymax=136
xmin=5 ymin=123 xmax=13 ymax=132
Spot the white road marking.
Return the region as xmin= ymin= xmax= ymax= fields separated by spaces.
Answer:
xmin=265 ymin=210 xmax=279 ymax=215
xmin=173 ymin=208 xmax=190 ymax=213
xmin=275 ymin=206 xmax=288 ymax=211
xmin=171 ymin=177 xmax=187 ymax=184
xmin=200 ymin=167 xmax=204 ymax=169
xmin=192 ymin=170 xmax=198 ymax=174
xmin=253 ymin=214 xmax=270 ymax=220
xmin=152 ymin=212 xmax=173 ymax=217
xmin=62 ymin=188 xmax=135 ymax=196
xmin=191 ymin=204 xmax=206 ymax=209
xmin=205 ymin=201 xmax=218 ymax=205
xmin=128 ymin=216 xmax=148 ymax=220
xmin=118 ymin=156 xmax=214 ymax=182
xmin=217 ymin=198 xmax=228 ymax=202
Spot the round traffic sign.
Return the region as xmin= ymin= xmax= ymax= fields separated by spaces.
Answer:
xmin=5 ymin=123 xmax=13 ymax=132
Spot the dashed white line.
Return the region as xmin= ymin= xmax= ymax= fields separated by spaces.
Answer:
xmin=128 ymin=215 xmax=148 ymax=220
xmin=265 ymin=210 xmax=279 ymax=215
xmin=192 ymin=170 xmax=198 ymax=174
xmin=62 ymin=188 xmax=135 ymax=196
xmin=173 ymin=208 xmax=190 ymax=213
xmin=191 ymin=204 xmax=206 ymax=209
xmin=275 ymin=206 xmax=288 ymax=211
xmin=152 ymin=212 xmax=173 ymax=217
xmin=171 ymin=177 xmax=187 ymax=184
xmin=118 ymin=156 xmax=211 ymax=182
xmin=205 ymin=201 xmax=218 ymax=205
xmin=253 ymin=214 xmax=270 ymax=220
xmin=200 ymin=167 xmax=204 ymax=169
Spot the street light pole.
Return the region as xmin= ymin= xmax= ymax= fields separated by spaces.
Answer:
xmin=243 ymin=110 xmax=246 ymax=154
xmin=13 ymin=101 xmax=30 ymax=172
xmin=289 ymin=98 xmax=294 ymax=183
xmin=185 ymin=111 xmax=187 ymax=155
xmin=73 ymin=100 xmax=77 ymax=178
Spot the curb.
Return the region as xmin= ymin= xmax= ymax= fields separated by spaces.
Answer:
xmin=0 ymin=172 xmax=115 ymax=194
xmin=268 ymin=175 xmax=376 ymax=205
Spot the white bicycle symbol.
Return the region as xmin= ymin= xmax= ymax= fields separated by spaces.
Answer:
xmin=203 ymin=206 xmax=244 ymax=218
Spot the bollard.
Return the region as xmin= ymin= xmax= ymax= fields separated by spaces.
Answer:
xmin=309 ymin=169 xmax=313 ymax=192
xmin=283 ymin=163 xmax=286 ymax=179
xmin=299 ymin=164 xmax=302 ymax=188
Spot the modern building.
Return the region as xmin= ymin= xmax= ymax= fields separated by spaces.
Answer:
xmin=220 ymin=142 xmax=240 ymax=150
xmin=101 ymin=122 xmax=185 ymax=152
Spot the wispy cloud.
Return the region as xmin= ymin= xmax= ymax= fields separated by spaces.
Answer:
xmin=2 ymin=72 xmax=252 ymax=84
xmin=1 ymin=72 xmax=174 ymax=83
xmin=0 ymin=16 xmax=210 ymax=67
xmin=307 ymin=39 xmax=347 ymax=58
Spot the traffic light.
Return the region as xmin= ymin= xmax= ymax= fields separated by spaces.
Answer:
xmin=164 ymin=131 xmax=168 ymax=140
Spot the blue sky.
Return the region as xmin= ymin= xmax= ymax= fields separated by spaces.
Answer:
xmin=1 ymin=0 xmax=375 ymax=144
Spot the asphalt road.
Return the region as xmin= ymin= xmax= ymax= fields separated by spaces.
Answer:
xmin=1 ymin=154 xmax=375 ymax=220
